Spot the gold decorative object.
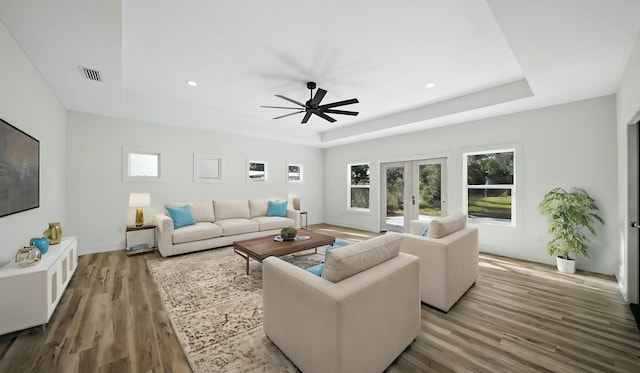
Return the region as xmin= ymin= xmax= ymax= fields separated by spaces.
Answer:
xmin=43 ymin=222 xmax=62 ymax=244
xmin=15 ymin=246 xmax=41 ymax=267
xmin=135 ymin=208 xmax=144 ymax=227
xmin=129 ymin=193 xmax=151 ymax=227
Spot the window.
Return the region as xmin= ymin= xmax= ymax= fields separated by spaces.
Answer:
xmin=348 ymin=163 xmax=370 ymax=211
xmin=194 ymin=153 xmax=223 ymax=183
xmin=122 ymin=146 xmax=165 ymax=182
xmin=463 ymin=149 xmax=515 ymax=225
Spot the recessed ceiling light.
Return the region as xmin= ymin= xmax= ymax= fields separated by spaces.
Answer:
xmin=187 ymin=80 xmax=198 ymax=87
xmin=425 ymin=82 xmax=436 ymax=89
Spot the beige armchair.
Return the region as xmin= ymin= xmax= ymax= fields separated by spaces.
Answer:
xmin=262 ymin=233 xmax=420 ymax=373
xmin=400 ymin=213 xmax=479 ymax=312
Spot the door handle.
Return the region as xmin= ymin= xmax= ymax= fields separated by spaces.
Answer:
xmin=411 ymin=196 xmax=415 ymax=205
xmin=632 ymin=221 xmax=640 ymax=229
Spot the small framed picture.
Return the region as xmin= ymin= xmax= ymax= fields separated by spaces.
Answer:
xmin=194 ymin=153 xmax=223 ymax=183
xmin=287 ymin=163 xmax=303 ymax=183
xmin=248 ymin=160 xmax=268 ymax=183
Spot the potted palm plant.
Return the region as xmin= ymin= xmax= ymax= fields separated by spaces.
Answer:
xmin=539 ymin=187 xmax=605 ymax=274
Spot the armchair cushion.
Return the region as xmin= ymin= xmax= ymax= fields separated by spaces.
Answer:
xmin=306 ymin=241 xmax=351 ymax=277
xmin=427 ymin=212 xmax=467 ymax=238
xmin=322 ymin=233 xmax=401 ymax=283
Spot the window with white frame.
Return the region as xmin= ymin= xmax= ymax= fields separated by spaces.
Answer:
xmin=122 ymin=146 xmax=165 ymax=182
xmin=463 ymin=149 xmax=515 ymax=224
xmin=348 ymin=163 xmax=370 ymax=211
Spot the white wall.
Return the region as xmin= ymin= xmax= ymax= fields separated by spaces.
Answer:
xmin=616 ymin=29 xmax=640 ymax=302
xmin=0 ymin=21 xmax=67 ymax=266
xmin=324 ymin=96 xmax=618 ymax=275
xmin=66 ymin=112 xmax=324 ymax=255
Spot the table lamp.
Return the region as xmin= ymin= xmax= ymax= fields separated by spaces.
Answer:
xmin=129 ymin=192 xmax=150 ymax=227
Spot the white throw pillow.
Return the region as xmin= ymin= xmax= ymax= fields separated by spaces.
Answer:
xmin=322 ymin=233 xmax=401 ymax=283
xmin=427 ymin=213 xmax=467 ymax=239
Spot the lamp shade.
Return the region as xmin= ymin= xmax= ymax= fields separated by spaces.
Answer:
xmin=290 ymin=197 xmax=301 ymax=210
xmin=128 ymin=193 xmax=150 ymax=208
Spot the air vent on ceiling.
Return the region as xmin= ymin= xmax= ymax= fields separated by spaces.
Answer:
xmin=79 ymin=66 xmax=102 ymax=82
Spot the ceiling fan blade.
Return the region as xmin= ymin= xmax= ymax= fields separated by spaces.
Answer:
xmin=319 ymin=98 xmax=359 ymax=109
xmin=311 ymin=88 xmax=327 ymax=106
xmin=273 ymin=111 xmax=304 ymax=120
xmin=301 ymin=111 xmax=313 ymax=124
xmin=322 ymin=109 xmax=359 ymax=116
xmin=312 ymin=110 xmax=336 ymax=123
xmin=261 ymin=105 xmax=303 ymax=110
xmin=275 ymin=94 xmax=305 ymax=107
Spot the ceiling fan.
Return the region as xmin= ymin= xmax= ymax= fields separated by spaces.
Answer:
xmin=261 ymin=81 xmax=359 ymax=124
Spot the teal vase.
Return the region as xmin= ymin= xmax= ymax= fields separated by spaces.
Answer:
xmin=30 ymin=237 xmax=49 ymax=254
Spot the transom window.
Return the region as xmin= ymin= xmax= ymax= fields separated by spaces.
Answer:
xmin=348 ymin=163 xmax=370 ymax=211
xmin=122 ymin=146 xmax=165 ymax=182
xmin=463 ymin=149 xmax=515 ymax=225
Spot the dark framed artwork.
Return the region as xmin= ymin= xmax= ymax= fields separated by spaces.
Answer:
xmin=0 ymin=118 xmax=40 ymax=217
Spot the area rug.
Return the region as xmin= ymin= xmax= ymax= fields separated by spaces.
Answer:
xmin=146 ymin=245 xmax=334 ymax=372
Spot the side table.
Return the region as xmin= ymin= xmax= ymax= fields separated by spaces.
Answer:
xmin=300 ymin=211 xmax=308 ymax=229
xmin=126 ymin=224 xmax=157 ymax=256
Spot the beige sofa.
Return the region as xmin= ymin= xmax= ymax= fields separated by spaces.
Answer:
xmin=263 ymin=233 xmax=420 ymax=373
xmin=399 ymin=213 xmax=479 ymax=312
xmin=155 ymin=198 xmax=300 ymax=257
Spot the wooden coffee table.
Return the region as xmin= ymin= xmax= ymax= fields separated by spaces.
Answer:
xmin=233 ymin=230 xmax=335 ymax=274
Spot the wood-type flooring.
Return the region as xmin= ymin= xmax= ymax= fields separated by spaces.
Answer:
xmin=0 ymin=224 xmax=638 ymax=372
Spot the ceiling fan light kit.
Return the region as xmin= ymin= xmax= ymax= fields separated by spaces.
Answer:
xmin=261 ymin=81 xmax=359 ymax=124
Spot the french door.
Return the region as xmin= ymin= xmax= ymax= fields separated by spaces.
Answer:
xmin=381 ymin=158 xmax=447 ymax=232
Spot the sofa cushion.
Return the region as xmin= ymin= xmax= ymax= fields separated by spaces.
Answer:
xmin=322 ymin=234 xmax=401 ymax=283
xmin=427 ymin=213 xmax=467 ymax=239
xmin=215 ymin=218 xmax=259 ymax=236
xmin=166 ymin=201 xmax=214 ymax=222
xmin=267 ymin=200 xmax=288 ymax=217
xmin=214 ymin=199 xmax=250 ymax=221
xmin=420 ymin=224 xmax=430 ymax=237
xmin=173 ymin=222 xmax=223 ymax=244
xmin=249 ymin=198 xmax=270 ymax=218
xmin=251 ymin=216 xmax=295 ymax=231
xmin=166 ymin=205 xmax=196 ymax=229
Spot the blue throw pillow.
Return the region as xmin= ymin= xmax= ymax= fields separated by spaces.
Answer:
xmin=420 ymin=224 xmax=430 ymax=237
xmin=166 ymin=204 xmax=196 ymax=229
xmin=306 ymin=264 xmax=324 ymax=277
xmin=326 ymin=240 xmax=350 ymax=254
xmin=267 ymin=200 xmax=288 ymax=217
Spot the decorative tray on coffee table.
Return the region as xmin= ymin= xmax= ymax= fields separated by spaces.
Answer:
xmin=274 ymin=235 xmax=311 ymax=242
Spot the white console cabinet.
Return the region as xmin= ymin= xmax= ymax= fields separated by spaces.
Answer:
xmin=0 ymin=236 xmax=78 ymax=335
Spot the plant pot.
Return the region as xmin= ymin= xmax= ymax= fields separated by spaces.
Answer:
xmin=556 ymin=256 xmax=576 ymax=274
